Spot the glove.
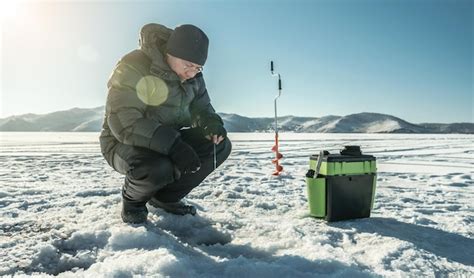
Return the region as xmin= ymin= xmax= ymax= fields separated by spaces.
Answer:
xmin=201 ymin=113 xmax=227 ymax=139
xmin=203 ymin=122 xmax=227 ymax=139
xmin=169 ymin=138 xmax=201 ymax=175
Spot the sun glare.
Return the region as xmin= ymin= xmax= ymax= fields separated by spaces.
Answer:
xmin=0 ymin=1 xmax=20 ymax=21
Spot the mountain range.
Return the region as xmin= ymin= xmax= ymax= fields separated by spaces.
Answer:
xmin=0 ymin=106 xmax=472 ymax=133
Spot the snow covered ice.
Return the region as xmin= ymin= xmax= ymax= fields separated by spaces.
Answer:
xmin=0 ymin=132 xmax=473 ymax=277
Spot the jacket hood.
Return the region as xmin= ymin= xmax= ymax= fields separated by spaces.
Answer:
xmin=139 ymin=23 xmax=180 ymax=81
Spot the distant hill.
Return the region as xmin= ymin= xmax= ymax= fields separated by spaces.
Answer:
xmin=219 ymin=112 xmax=473 ymax=133
xmin=0 ymin=107 xmax=104 ymax=132
xmin=0 ymin=106 xmax=472 ymax=134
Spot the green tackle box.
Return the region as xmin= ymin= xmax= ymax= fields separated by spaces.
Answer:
xmin=306 ymin=146 xmax=377 ymax=222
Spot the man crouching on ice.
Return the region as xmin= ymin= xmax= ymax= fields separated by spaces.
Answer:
xmin=99 ymin=23 xmax=232 ymax=224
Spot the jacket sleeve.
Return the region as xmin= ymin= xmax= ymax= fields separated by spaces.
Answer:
xmin=190 ymin=76 xmax=224 ymax=128
xmin=106 ymin=60 xmax=180 ymax=155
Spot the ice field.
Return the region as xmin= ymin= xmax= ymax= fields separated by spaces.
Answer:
xmin=0 ymin=132 xmax=473 ymax=277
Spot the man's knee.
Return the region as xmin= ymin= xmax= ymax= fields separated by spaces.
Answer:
xmin=127 ymin=156 xmax=175 ymax=188
xmin=217 ymin=137 xmax=232 ymax=164
xmin=148 ymin=157 xmax=175 ymax=186
xmin=222 ymin=137 xmax=232 ymax=157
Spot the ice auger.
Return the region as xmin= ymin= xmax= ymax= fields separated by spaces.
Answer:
xmin=270 ymin=61 xmax=283 ymax=176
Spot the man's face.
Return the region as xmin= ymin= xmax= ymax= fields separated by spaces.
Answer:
xmin=166 ymin=54 xmax=203 ymax=81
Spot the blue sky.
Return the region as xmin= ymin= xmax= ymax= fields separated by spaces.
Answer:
xmin=1 ymin=0 xmax=472 ymax=123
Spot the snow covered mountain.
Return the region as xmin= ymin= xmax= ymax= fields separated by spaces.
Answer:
xmin=0 ymin=107 xmax=472 ymax=133
xmin=218 ymin=112 xmax=474 ymax=133
xmin=0 ymin=107 xmax=104 ymax=132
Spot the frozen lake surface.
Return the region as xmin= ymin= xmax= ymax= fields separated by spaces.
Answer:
xmin=0 ymin=132 xmax=473 ymax=277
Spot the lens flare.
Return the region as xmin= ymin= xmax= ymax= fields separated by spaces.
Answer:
xmin=136 ymin=75 xmax=169 ymax=106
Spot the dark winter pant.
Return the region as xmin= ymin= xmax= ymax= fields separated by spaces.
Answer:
xmin=110 ymin=127 xmax=232 ymax=205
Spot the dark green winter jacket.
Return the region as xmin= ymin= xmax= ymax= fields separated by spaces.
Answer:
xmin=99 ymin=23 xmax=222 ymax=165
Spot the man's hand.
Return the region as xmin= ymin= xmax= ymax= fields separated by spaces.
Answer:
xmin=205 ymin=134 xmax=224 ymax=144
xmin=203 ymin=123 xmax=227 ymax=144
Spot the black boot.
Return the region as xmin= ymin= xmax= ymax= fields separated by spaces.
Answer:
xmin=121 ymin=199 xmax=148 ymax=224
xmin=148 ymin=198 xmax=196 ymax=216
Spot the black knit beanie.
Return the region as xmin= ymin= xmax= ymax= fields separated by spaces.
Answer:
xmin=166 ymin=24 xmax=209 ymax=66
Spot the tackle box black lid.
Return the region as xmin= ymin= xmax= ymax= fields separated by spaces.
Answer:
xmin=310 ymin=146 xmax=376 ymax=162
xmin=310 ymin=154 xmax=376 ymax=163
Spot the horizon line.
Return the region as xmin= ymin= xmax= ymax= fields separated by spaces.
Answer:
xmin=0 ymin=105 xmax=472 ymax=125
